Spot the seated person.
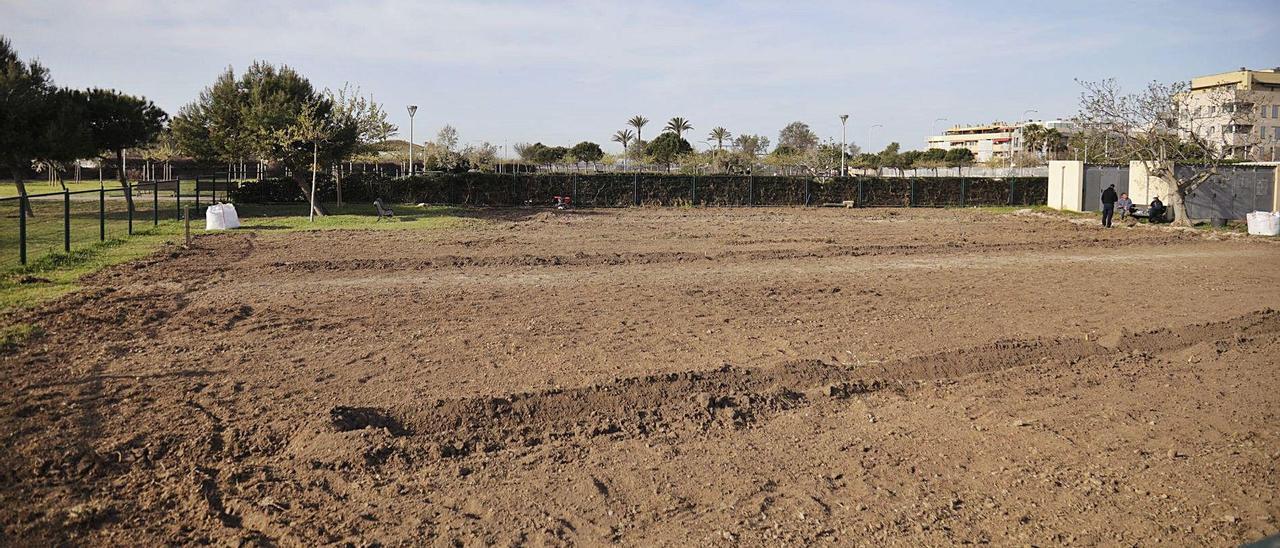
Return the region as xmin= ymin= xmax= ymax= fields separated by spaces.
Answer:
xmin=1147 ymin=197 xmax=1166 ymax=223
xmin=1116 ymin=193 xmax=1135 ymax=219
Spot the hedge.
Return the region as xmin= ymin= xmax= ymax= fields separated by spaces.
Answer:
xmin=231 ymin=173 xmax=1048 ymax=208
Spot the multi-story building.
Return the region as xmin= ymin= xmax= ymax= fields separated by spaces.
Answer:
xmin=1182 ymin=67 xmax=1280 ymax=161
xmin=925 ymin=120 xmax=1075 ymax=162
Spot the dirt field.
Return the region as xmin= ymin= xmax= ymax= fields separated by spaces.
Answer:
xmin=3 ymin=207 xmax=1279 ymax=546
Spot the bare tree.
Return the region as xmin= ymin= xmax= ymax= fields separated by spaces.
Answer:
xmin=1075 ymin=78 xmax=1260 ymax=226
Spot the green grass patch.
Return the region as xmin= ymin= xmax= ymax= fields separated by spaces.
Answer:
xmin=0 ymin=322 xmax=44 ymax=352
xmin=231 ymin=203 xmax=469 ymax=232
xmin=0 ymin=202 xmax=467 ymax=313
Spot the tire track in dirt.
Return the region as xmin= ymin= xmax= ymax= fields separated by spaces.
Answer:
xmin=261 ymin=234 xmax=1194 ymax=274
xmin=304 ymin=309 xmax=1278 ymax=466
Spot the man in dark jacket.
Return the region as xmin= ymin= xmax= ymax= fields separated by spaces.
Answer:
xmin=1100 ymin=184 xmax=1118 ymax=228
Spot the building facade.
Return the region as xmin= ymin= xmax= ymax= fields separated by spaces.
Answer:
xmin=1182 ymin=68 xmax=1280 ymax=161
xmin=925 ymin=120 xmax=1074 ymax=163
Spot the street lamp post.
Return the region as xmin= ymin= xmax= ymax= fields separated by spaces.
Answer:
xmin=406 ymin=105 xmax=418 ymax=176
xmin=868 ymin=124 xmax=883 ymax=176
xmin=840 ymin=114 xmax=849 ymax=176
xmin=1012 ymin=109 xmax=1038 ymax=169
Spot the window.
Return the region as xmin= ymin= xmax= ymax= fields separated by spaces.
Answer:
xmin=1275 ymin=127 xmax=1280 ymax=140
xmin=1274 ymin=105 xmax=1279 ymax=118
xmin=1264 ymin=105 xmax=1270 ymax=119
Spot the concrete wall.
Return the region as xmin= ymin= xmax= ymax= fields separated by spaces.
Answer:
xmin=1047 ymin=161 xmax=1084 ymax=211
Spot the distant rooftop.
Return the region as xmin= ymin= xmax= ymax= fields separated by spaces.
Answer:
xmin=1191 ymin=67 xmax=1280 ymax=91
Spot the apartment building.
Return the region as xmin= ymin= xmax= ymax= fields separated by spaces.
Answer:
xmin=925 ymin=120 xmax=1074 ymax=162
xmin=1183 ymin=67 xmax=1280 ymax=161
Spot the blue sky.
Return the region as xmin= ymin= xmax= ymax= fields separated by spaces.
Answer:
xmin=3 ymin=0 xmax=1276 ymax=155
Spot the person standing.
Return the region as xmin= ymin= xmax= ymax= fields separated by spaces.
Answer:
xmin=1100 ymin=184 xmax=1118 ymax=228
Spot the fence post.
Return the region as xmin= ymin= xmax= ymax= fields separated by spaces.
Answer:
xmin=153 ymin=183 xmax=159 ymax=226
xmin=572 ymin=173 xmax=578 ymax=205
xmin=633 ymin=173 xmax=639 ymax=206
xmin=857 ymin=179 xmax=865 ymax=207
xmin=691 ymin=174 xmax=697 ymax=206
xmin=19 ymin=197 xmax=27 ymax=265
xmin=1007 ymin=179 xmax=1015 ymax=206
xmin=127 ymin=182 xmax=134 ymax=235
xmin=64 ymin=190 xmax=71 ymax=253
xmin=804 ymin=178 xmax=811 ymax=206
xmin=175 ymin=178 xmax=182 ymax=220
xmin=195 ymin=177 xmax=201 ymax=212
xmin=909 ymin=179 xmax=918 ymax=207
xmin=748 ymin=174 xmax=755 ymax=206
xmin=959 ymin=178 xmax=967 ymax=206
xmin=100 ymin=188 xmax=105 ymax=241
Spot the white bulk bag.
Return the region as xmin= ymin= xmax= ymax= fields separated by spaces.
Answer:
xmin=1246 ymin=211 xmax=1280 ymax=236
xmin=204 ymin=203 xmax=241 ymax=230
xmin=221 ymin=203 xmax=241 ymax=229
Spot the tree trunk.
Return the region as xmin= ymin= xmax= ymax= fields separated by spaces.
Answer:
xmin=12 ymin=167 xmax=34 ymax=218
xmin=308 ymin=142 xmax=322 ymax=220
xmin=294 ymin=171 xmax=329 ymax=217
xmin=1163 ymin=177 xmax=1192 ymax=227
xmin=117 ymin=148 xmax=136 ymax=213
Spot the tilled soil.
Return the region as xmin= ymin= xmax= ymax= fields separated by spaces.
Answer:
xmin=2 ymin=207 xmax=1279 ymax=545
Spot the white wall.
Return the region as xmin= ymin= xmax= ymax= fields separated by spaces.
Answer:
xmin=1047 ymin=161 xmax=1084 ymax=211
xmin=1126 ymin=161 xmax=1173 ymax=206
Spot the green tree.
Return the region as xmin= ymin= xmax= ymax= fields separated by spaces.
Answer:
xmin=0 ymin=37 xmax=92 ymax=214
xmin=628 ymin=115 xmax=649 ymax=143
xmin=611 ymin=129 xmax=634 ymax=153
xmin=917 ymin=148 xmax=948 ymax=175
xmin=516 ymin=142 xmax=546 ymax=163
xmin=330 ymin=84 xmax=396 ymax=161
xmin=173 ymin=62 xmax=358 ymax=215
xmin=645 ymin=132 xmax=692 ymax=171
xmin=852 ymin=153 xmax=880 ymax=170
xmin=899 ymin=150 xmax=923 ymax=172
xmin=171 ymin=68 xmax=246 ymax=169
xmin=944 ymin=148 xmax=974 ymax=175
xmin=708 ymin=127 xmax=731 ymax=150
xmin=665 ymin=117 xmax=692 ymax=139
xmin=778 ymin=121 xmax=819 ymax=152
xmin=83 ymin=88 xmax=168 ymax=211
xmin=570 ymin=141 xmax=604 ymax=165
xmin=462 ymin=142 xmax=498 ymax=171
xmin=877 ymin=142 xmax=901 ymax=175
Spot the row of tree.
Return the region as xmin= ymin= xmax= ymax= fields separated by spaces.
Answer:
xmin=1 ymin=38 xmax=167 ymax=214
xmin=515 ymin=115 xmax=981 ymax=176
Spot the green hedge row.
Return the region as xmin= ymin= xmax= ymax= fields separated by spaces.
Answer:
xmin=232 ymin=173 xmax=1049 ymax=207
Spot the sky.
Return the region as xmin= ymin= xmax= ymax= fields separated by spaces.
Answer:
xmin=3 ymin=0 xmax=1277 ymax=156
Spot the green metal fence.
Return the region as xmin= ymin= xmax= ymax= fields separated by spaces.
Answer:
xmin=0 ymin=179 xmax=239 ymax=270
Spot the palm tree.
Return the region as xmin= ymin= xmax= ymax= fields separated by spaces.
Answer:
xmin=708 ymin=127 xmax=731 ymax=150
xmin=628 ymin=115 xmax=649 ymax=143
xmin=612 ymin=129 xmax=635 ymax=151
xmin=665 ymin=117 xmax=692 ymax=139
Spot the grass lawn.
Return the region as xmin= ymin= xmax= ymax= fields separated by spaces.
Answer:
xmin=0 ymin=179 xmax=231 ymax=198
xmin=0 ymin=180 xmax=112 ymax=197
xmin=0 ymin=202 xmax=466 ymax=313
